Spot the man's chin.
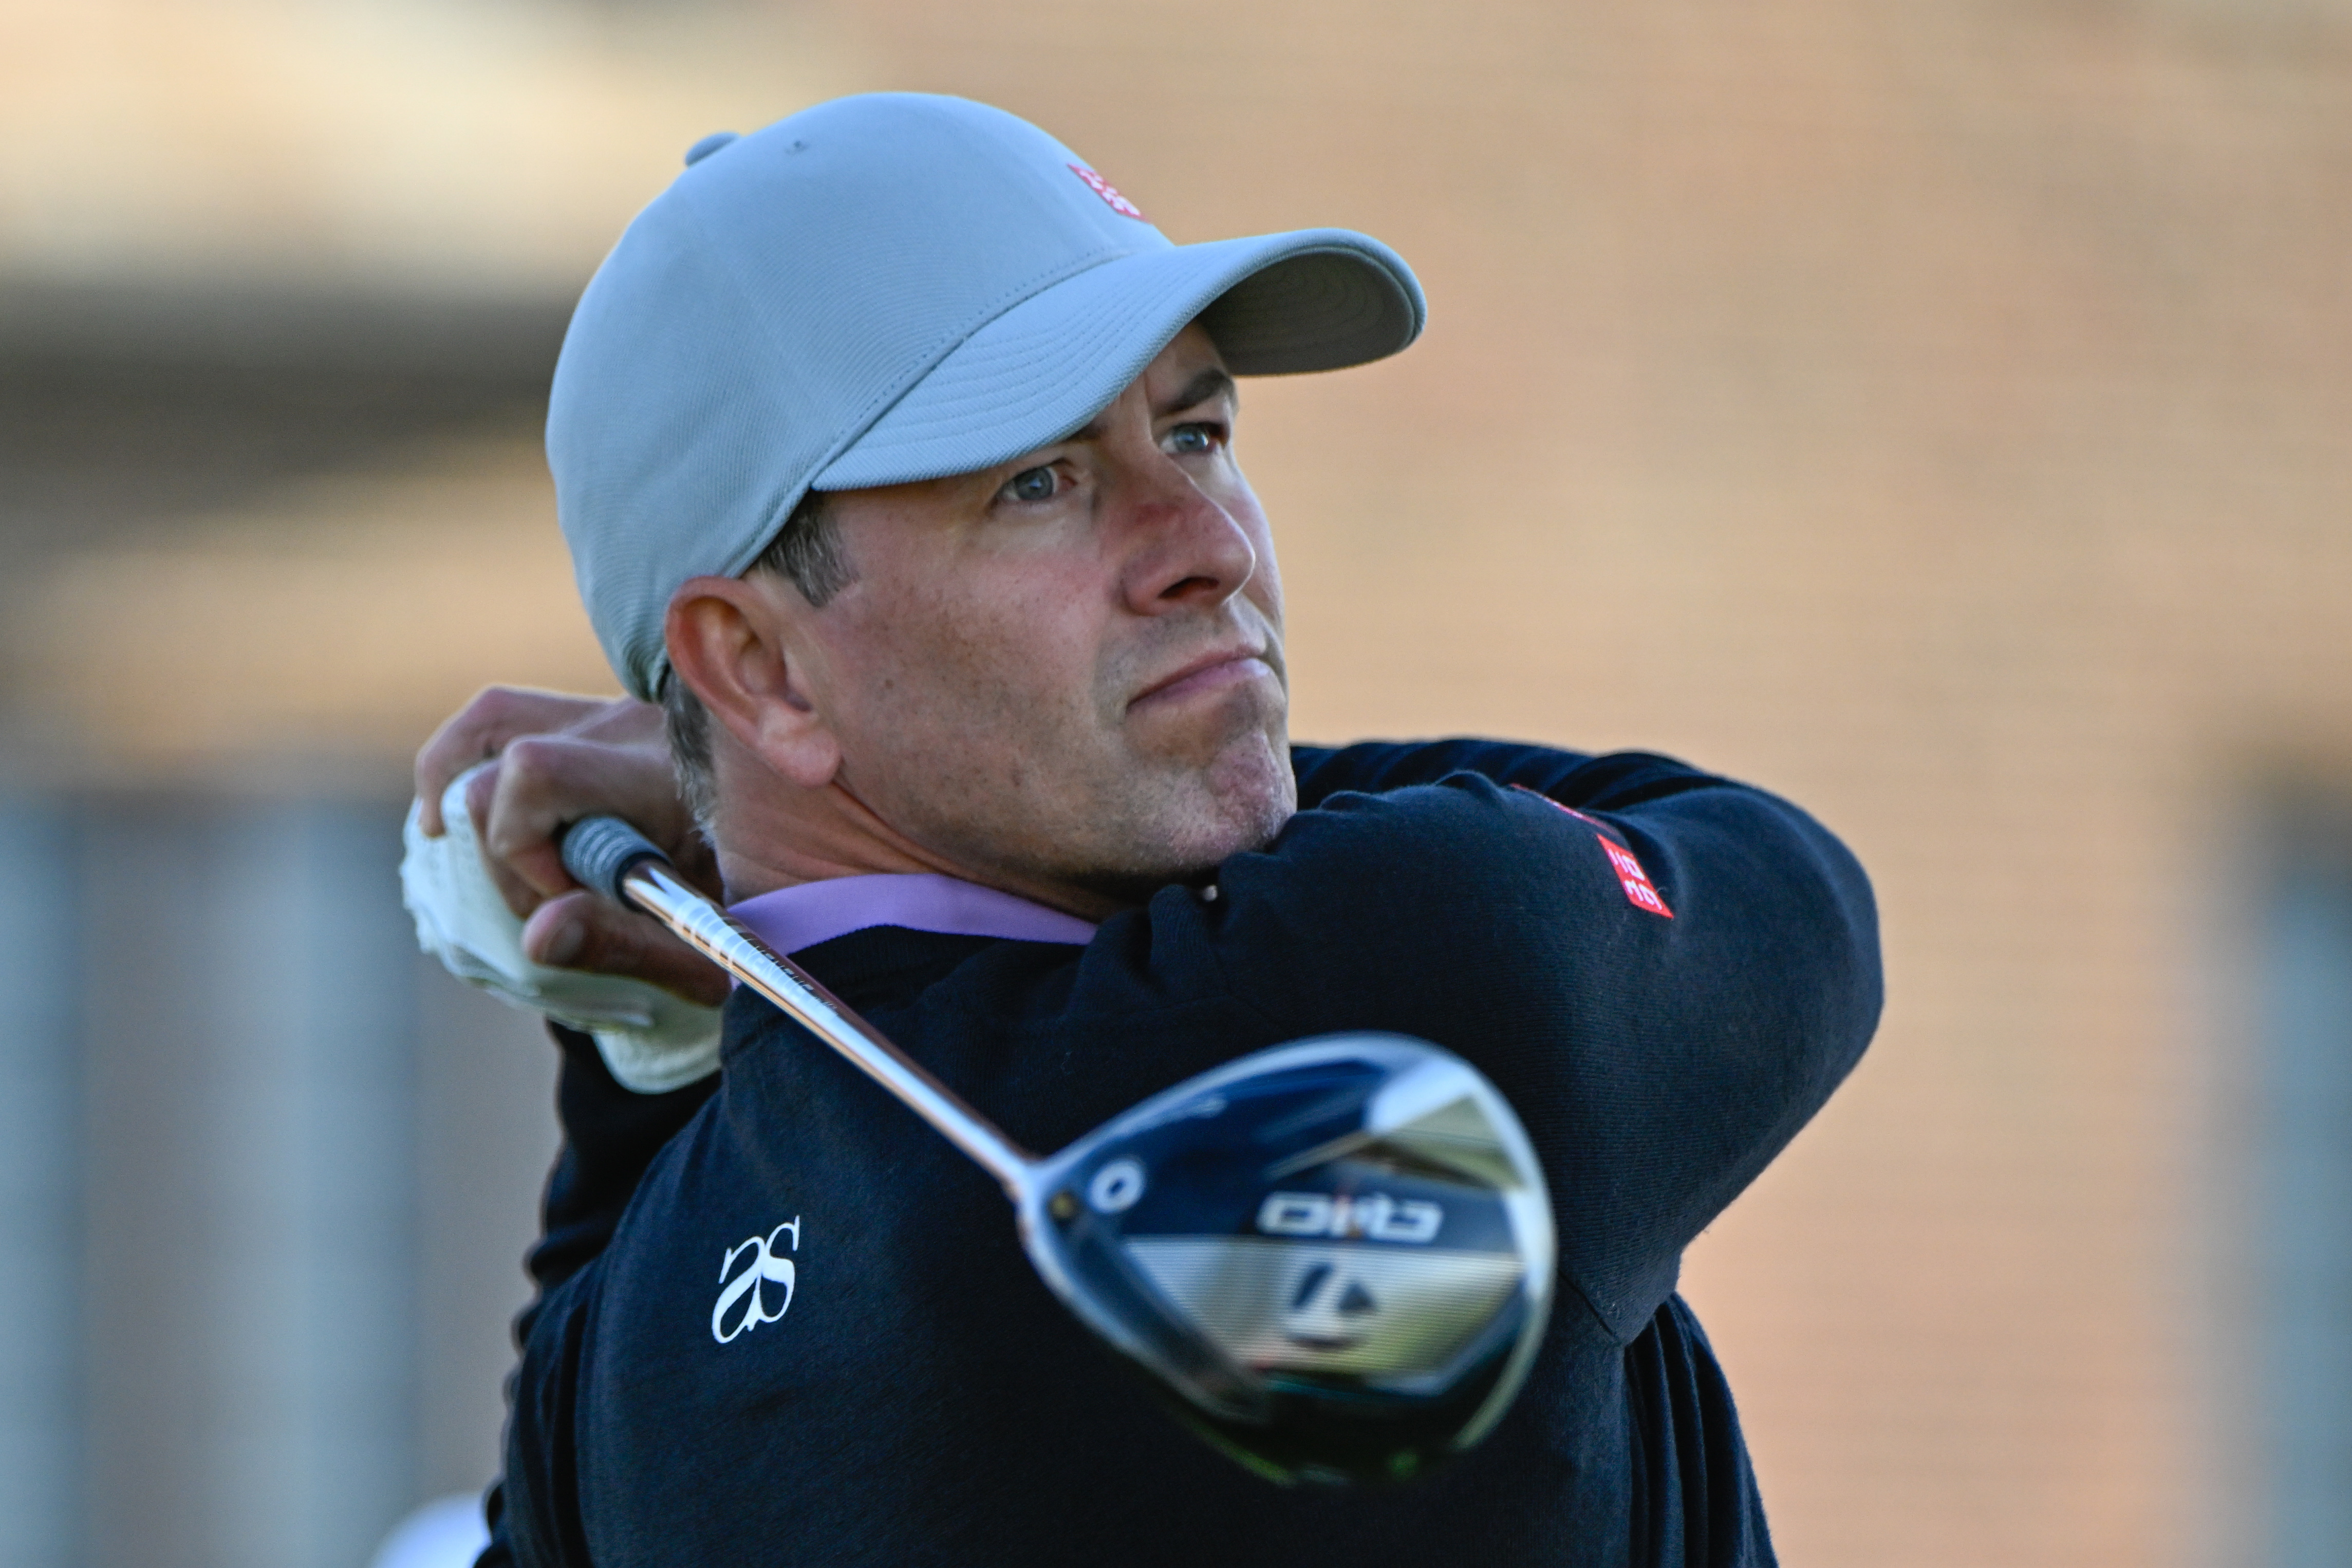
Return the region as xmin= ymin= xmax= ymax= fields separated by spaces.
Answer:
xmin=1118 ymin=735 xmax=1297 ymax=887
xmin=1035 ymin=773 xmax=1288 ymax=910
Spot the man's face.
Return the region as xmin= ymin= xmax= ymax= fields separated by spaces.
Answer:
xmin=786 ymin=324 xmax=1294 ymax=903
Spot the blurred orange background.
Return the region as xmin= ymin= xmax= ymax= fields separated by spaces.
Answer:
xmin=6 ymin=3 xmax=2352 ymax=1565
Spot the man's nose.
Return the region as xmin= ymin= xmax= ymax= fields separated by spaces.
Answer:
xmin=1112 ymin=453 xmax=1257 ymax=617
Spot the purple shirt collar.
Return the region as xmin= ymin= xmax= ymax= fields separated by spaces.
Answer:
xmin=728 ymin=873 xmax=1099 ymax=957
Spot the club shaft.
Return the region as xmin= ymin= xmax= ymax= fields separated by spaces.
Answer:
xmin=617 ymin=861 xmax=1035 ymax=1195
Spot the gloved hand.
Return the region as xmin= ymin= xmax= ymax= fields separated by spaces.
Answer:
xmin=402 ymin=765 xmax=722 ymax=1093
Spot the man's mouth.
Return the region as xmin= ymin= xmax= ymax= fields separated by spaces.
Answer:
xmin=1129 ymin=646 xmax=1277 ymax=711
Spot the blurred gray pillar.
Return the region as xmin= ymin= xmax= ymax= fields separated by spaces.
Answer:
xmin=2253 ymin=829 xmax=2352 ymax=1567
xmin=83 ymin=799 xmax=417 ymax=1568
xmin=0 ymin=803 xmax=83 ymax=1567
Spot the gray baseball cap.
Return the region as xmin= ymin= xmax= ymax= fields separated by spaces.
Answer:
xmin=548 ymin=92 xmax=1426 ymax=701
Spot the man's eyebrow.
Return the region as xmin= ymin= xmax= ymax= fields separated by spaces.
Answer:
xmin=1059 ymin=368 xmax=1239 ymax=445
xmin=1159 ymin=367 xmax=1237 ymax=417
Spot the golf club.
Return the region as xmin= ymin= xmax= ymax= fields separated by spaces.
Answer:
xmin=559 ymin=815 xmax=1557 ymax=1484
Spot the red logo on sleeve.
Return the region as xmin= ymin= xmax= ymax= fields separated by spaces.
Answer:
xmin=1595 ymin=835 xmax=1673 ymax=919
xmin=1510 ymin=785 xmax=1673 ymax=918
xmin=1069 ymin=164 xmax=1147 ymax=220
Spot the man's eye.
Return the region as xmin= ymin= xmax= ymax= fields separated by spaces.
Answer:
xmin=1165 ymin=423 xmax=1220 ymax=456
xmin=1003 ymin=466 xmax=1058 ymax=503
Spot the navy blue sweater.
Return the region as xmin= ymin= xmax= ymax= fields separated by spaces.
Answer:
xmin=484 ymin=740 xmax=1880 ymax=1566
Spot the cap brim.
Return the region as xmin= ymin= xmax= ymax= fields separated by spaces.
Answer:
xmin=812 ymin=229 xmax=1423 ymax=492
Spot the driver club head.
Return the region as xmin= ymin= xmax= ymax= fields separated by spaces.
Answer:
xmin=1017 ymin=1034 xmax=1555 ymax=1484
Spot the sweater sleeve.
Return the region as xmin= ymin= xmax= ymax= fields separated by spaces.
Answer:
xmin=477 ymin=1025 xmax=719 ymax=1568
xmin=517 ymin=1026 xmax=719 ymax=1321
xmin=1202 ymin=743 xmax=1880 ymax=1341
xmin=1292 ymin=737 xmax=1601 ymax=806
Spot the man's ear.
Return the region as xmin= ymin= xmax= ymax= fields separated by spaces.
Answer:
xmin=664 ymin=575 xmax=841 ymax=790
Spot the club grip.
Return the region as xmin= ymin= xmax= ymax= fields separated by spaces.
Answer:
xmin=561 ymin=816 xmax=669 ymax=904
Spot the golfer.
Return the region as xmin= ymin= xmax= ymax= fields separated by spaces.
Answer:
xmin=419 ymin=93 xmax=1881 ymax=1567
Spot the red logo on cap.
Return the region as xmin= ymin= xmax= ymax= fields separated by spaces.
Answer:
xmin=1069 ymin=164 xmax=1146 ymax=220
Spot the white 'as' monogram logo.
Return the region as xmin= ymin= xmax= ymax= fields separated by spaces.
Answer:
xmin=712 ymin=1218 xmax=800 ymax=1344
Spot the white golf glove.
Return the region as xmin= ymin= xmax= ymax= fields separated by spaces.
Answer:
xmin=400 ymin=765 xmax=722 ymax=1093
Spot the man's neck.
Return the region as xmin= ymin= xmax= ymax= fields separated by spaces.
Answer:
xmin=711 ymin=785 xmax=1132 ymax=922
